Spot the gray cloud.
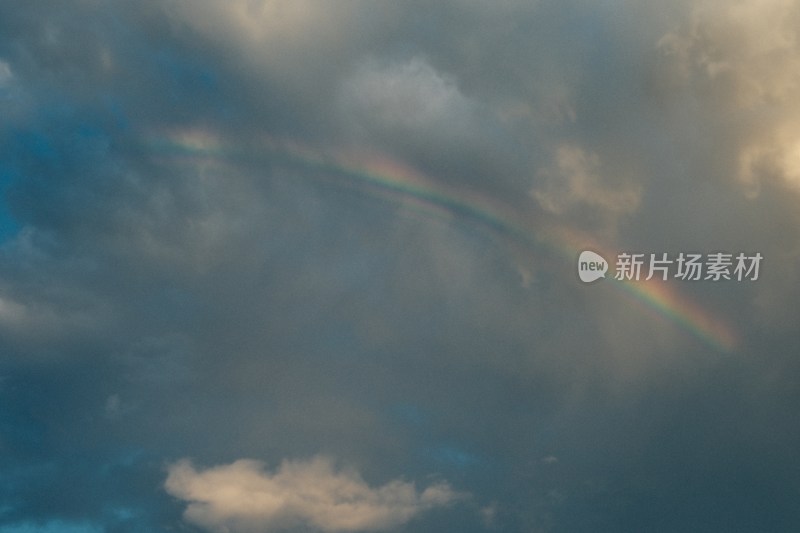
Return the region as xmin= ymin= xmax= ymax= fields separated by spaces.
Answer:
xmin=0 ymin=1 xmax=799 ymax=532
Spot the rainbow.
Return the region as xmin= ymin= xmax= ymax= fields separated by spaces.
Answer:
xmin=552 ymin=229 xmax=740 ymax=352
xmin=148 ymin=128 xmax=740 ymax=352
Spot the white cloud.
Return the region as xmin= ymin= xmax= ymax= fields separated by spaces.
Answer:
xmin=167 ymin=0 xmax=344 ymax=49
xmin=660 ymin=0 xmax=800 ymax=105
xmin=165 ymin=456 xmax=461 ymax=533
xmin=165 ymin=0 xmax=368 ymax=87
xmin=659 ymin=0 xmax=800 ymax=194
xmin=532 ymin=144 xmax=641 ymax=218
xmin=340 ymin=57 xmax=476 ymax=137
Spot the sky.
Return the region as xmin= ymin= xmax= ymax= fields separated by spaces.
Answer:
xmin=1 ymin=0 xmax=800 ymax=531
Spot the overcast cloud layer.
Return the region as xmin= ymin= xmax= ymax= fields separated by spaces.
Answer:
xmin=1 ymin=1 xmax=800 ymax=532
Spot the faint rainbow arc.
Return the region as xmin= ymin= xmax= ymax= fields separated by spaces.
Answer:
xmin=149 ymin=130 xmax=741 ymax=352
xmin=552 ymin=230 xmax=740 ymax=352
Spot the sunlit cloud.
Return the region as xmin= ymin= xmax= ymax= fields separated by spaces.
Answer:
xmin=166 ymin=457 xmax=462 ymax=533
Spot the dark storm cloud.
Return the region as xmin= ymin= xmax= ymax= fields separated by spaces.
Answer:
xmin=1 ymin=1 xmax=800 ymax=532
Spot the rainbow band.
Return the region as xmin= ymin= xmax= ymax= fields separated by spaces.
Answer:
xmin=148 ymin=129 xmax=740 ymax=352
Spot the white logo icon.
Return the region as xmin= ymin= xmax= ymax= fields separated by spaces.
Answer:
xmin=578 ymin=250 xmax=608 ymax=283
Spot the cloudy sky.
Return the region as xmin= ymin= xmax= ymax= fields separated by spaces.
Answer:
xmin=2 ymin=1 xmax=800 ymax=531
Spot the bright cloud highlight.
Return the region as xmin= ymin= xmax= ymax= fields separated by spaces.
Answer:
xmin=165 ymin=456 xmax=461 ymax=533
